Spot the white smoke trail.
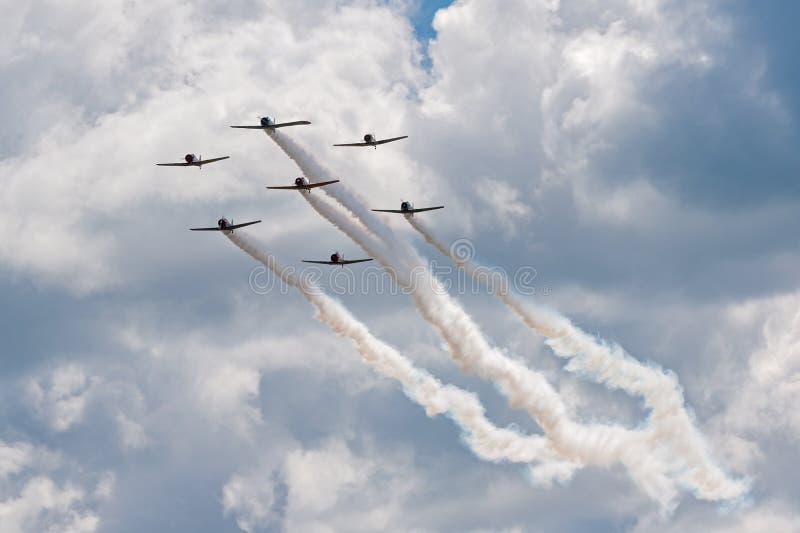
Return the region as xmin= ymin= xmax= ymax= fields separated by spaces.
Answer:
xmin=263 ymin=131 xmax=747 ymax=507
xmin=275 ymin=178 xmax=687 ymax=508
xmin=406 ymin=216 xmax=749 ymax=503
xmin=267 ymin=131 xmax=396 ymax=244
xmin=225 ymin=231 xmax=578 ymax=482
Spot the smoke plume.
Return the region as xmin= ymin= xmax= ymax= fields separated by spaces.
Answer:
xmin=262 ymin=130 xmax=747 ymax=508
xmin=226 ymin=231 xmax=577 ymax=483
xmin=407 ymin=216 xmax=748 ymax=503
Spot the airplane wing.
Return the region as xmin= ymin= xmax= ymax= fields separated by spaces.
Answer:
xmin=374 ymin=135 xmax=408 ymax=145
xmin=231 ymin=121 xmax=311 ymax=129
xmin=301 ymin=258 xmax=373 ymax=265
xmin=409 ymin=206 xmax=444 ymax=213
xmin=226 ymin=220 xmax=262 ymax=230
xmin=266 ymin=180 xmax=339 ymax=190
xmin=189 ymin=220 xmax=261 ymax=231
xmin=333 ymin=136 xmax=408 ymax=147
xmin=197 ymin=156 xmax=230 ymax=165
xmin=305 ymin=179 xmax=339 ymax=189
xmin=156 ymin=162 xmax=192 ymax=167
xmin=269 ymin=120 xmax=311 ymax=128
xmin=371 ymin=206 xmax=444 ymax=214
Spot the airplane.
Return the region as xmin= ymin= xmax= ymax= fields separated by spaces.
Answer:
xmin=190 ymin=218 xmax=261 ymax=233
xmin=302 ymin=251 xmax=373 ymax=267
xmin=372 ymin=201 xmax=444 ymax=216
xmin=333 ymin=133 xmax=408 ymax=149
xmin=156 ymin=154 xmax=229 ymax=168
xmin=230 ymin=116 xmax=311 ymax=130
xmin=267 ymin=176 xmax=340 ymax=192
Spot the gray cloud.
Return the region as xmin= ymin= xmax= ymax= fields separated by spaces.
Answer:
xmin=3 ymin=0 xmax=800 ymax=531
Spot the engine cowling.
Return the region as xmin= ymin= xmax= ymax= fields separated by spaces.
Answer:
xmin=364 ymin=133 xmax=375 ymax=143
xmin=185 ymin=154 xmax=196 ymax=163
xmin=218 ymin=218 xmax=228 ymax=228
xmin=330 ymin=253 xmax=340 ymax=263
xmin=261 ymin=116 xmax=273 ymax=127
xmin=401 ymin=201 xmax=412 ymax=211
xmin=295 ymin=176 xmax=308 ymax=186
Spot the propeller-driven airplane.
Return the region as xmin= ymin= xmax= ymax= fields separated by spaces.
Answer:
xmin=156 ymin=154 xmax=229 ymax=168
xmin=230 ymin=116 xmax=311 ymax=130
xmin=302 ymin=251 xmax=373 ymax=267
xmin=333 ymin=133 xmax=408 ymax=149
xmin=190 ymin=218 xmax=261 ymax=233
xmin=372 ymin=201 xmax=444 ymax=216
xmin=267 ymin=176 xmax=340 ymax=192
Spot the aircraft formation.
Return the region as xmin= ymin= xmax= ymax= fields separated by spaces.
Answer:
xmin=154 ymin=115 xmax=748 ymax=509
xmin=159 ymin=115 xmax=442 ymax=266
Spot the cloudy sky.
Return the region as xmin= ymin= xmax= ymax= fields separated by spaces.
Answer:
xmin=2 ymin=0 xmax=800 ymax=531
